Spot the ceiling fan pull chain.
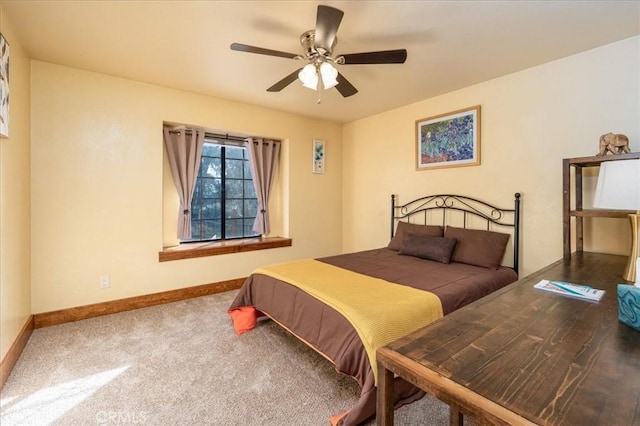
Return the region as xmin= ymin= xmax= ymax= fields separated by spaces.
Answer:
xmin=317 ymin=66 xmax=324 ymax=104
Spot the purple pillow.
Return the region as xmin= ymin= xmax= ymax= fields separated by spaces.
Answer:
xmin=398 ymin=233 xmax=458 ymax=263
xmin=444 ymin=226 xmax=510 ymax=269
xmin=388 ymin=222 xmax=444 ymax=251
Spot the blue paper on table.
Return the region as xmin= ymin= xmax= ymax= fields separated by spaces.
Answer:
xmin=534 ymin=280 xmax=605 ymax=302
xmin=617 ymin=284 xmax=640 ymax=331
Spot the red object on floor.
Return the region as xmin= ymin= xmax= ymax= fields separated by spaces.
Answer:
xmin=228 ymin=306 xmax=258 ymax=334
xmin=330 ymin=411 xmax=349 ymax=426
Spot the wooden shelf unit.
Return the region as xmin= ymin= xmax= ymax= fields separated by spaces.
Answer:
xmin=562 ymin=152 xmax=640 ymax=259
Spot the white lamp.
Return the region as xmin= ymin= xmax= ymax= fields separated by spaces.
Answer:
xmin=298 ymin=61 xmax=338 ymax=91
xmin=594 ymin=159 xmax=640 ymax=283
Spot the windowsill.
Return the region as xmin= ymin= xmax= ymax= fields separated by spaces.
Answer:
xmin=158 ymin=236 xmax=292 ymax=262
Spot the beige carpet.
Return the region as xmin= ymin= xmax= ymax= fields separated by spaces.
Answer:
xmin=1 ymin=290 xmax=454 ymax=425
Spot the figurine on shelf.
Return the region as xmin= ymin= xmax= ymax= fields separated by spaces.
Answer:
xmin=598 ymin=132 xmax=631 ymax=156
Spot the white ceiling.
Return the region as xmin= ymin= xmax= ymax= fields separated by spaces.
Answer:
xmin=3 ymin=1 xmax=640 ymax=123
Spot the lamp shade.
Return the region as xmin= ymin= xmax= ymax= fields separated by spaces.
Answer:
xmin=298 ymin=64 xmax=318 ymax=90
xmin=594 ymin=159 xmax=640 ymax=210
xmin=298 ymin=62 xmax=339 ymax=91
xmin=319 ymin=62 xmax=338 ymax=89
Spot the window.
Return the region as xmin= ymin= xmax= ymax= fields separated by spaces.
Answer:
xmin=185 ymin=139 xmax=260 ymax=242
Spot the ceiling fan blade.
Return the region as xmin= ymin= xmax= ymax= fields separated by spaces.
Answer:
xmin=267 ymin=68 xmax=303 ymax=92
xmin=340 ymin=49 xmax=407 ymax=64
xmin=335 ymin=73 xmax=358 ymax=97
xmin=315 ymin=5 xmax=344 ymax=52
xmin=230 ymin=43 xmax=299 ymax=60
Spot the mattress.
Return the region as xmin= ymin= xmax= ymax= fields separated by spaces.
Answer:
xmin=229 ymin=248 xmax=518 ymax=425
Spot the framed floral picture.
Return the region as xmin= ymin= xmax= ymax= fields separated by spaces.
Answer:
xmin=0 ymin=33 xmax=9 ymax=138
xmin=313 ymin=139 xmax=325 ymax=174
xmin=415 ymin=105 xmax=480 ymax=170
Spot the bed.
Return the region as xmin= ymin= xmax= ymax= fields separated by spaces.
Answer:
xmin=228 ymin=193 xmax=522 ymax=425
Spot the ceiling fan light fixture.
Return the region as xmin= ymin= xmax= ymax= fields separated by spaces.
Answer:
xmin=298 ymin=62 xmax=338 ymax=91
xmin=298 ymin=63 xmax=318 ymax=89
xmin=320 ymin=62 xmax=338 ymax=89
xmin=232 ymin=6 xmax=403 ymax=98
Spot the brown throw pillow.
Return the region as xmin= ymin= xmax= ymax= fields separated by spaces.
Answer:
xmin=444 ymin=226 xmax=510 ymax=269
xmin=388 ymin=222 xmax=444 ymax=251
xmin=398 ymin=233 xmax=458 ymax=263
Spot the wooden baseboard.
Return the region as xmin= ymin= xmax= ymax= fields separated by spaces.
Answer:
xmin=0 ymin=315 xmax=34 ymax=390
xmin=33 ymin=278 xmax=246 ymax=329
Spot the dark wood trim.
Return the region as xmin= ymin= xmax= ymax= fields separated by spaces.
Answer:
xmin=159 ymin=237 xmax=292 ymax=262
xmin=34 ymin=278 xmax=246 ymax=328
xmin=575 ymin=164 xmax=584 ymax=253
xmin=566 ymin=152 xmax=640 ymax=167
xmin=570 ymin=209 xmax=633 ymax=218
xmin=563 ymin=158 xmax=570 ymax=260
xmin=0 ymin=315 xmax=34 ymax=390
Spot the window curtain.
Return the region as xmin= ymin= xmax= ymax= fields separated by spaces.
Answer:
xmin=163 ymin=127 xmax=205 ymax=239
xmin=244 ymin=138 xmax=281 ymax=235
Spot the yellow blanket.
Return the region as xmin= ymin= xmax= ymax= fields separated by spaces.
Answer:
xmin=254 ymin=259 xmax=444 ymax=384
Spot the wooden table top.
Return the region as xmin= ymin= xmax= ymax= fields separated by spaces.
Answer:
xmin=380 ymin=252 xmax=640 ymax=425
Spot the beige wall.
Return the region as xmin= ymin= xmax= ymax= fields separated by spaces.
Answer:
xmin=342 ymin=36 xmax=640 ymax=277
xmin=0 ymin=7 xmax=32 ymax=361
xmin=31 ymin=61 xmax=342 ymax=313
xmin=6 ymin=22 xmax=640 ymax=361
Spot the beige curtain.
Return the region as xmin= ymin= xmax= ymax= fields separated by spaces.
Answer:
xmin=163 ymin=127 xmax=205 ymax=239
xmin=245 ymin=138 xmax=281 ymax=235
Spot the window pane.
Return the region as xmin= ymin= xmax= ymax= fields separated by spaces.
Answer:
xmin=244 ymin=199 xmax=258 ymax=217
xmin=201 ymin=199 xmax=220 ymax=220
xmin=225 ymin=159 xmax=243 ymax=178
xmin=226 ymin=146 xmax=244 ymax=159
xmin=244 ymin=180 xmax=256 ymax=198
xmin=225 ymin=219 xmax=244 ymax=238
xmin=226 ymin=199 xmax=243 ymax=219
xmin=201 ymin=178 xmax=221 ymax=198
xmin=201 ymin=157 xmax=221 ymax=178
xmin=202 ymin=220 xmax=221 ymax=240
xmin=202 ymin=143 xmax=221 ymax=157
xmin=244 ymin=219 xmax=256 ymax=236
xmin=190 ymin=201 xmax=201 ymax=221
xmin=188 ymin=221 xmax=199 ymax=240
xmin=225 ymin=179 xmax=243 ymax=198
xmin=182 ymin=141 xmax=262 ymax=242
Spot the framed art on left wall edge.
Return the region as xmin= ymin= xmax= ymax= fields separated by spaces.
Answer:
xmin=0 ymin=33 xmax=9 ymax=139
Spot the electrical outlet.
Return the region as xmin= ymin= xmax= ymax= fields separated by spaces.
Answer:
xmin=100 ymin=275 xmax=110 ymax=289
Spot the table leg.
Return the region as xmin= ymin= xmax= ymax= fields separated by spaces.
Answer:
xmin=377 ymin=362 xmax=394 ymax=425
xmin=450 ymin=405 xmax=464 ymax=426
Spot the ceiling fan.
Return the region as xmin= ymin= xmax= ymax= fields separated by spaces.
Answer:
xmin=230 ymin=4 xmax=407 ymax=98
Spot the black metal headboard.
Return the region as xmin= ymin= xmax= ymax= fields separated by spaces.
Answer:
xmin=391 ymin=193 xmax=521 ymax=274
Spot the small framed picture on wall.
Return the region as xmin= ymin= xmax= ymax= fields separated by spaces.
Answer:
xmin=313 ymin=140 xmax=325 ymax=174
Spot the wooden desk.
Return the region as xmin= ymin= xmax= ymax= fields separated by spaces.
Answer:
xmin=377 ymin=252 xmax=640 ymax=426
